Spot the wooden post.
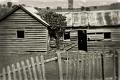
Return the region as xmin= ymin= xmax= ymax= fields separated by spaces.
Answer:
xmin=57 ymin=51 xmax=63 ymax=80
xmin=101 ymin=54 xmax=105 ymax=80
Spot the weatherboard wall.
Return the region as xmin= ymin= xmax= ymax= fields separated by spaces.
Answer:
xmin=0 ymin=9 xmax=48 ymax=54
xmin=65 ymin=27 xmax=120 ymax=52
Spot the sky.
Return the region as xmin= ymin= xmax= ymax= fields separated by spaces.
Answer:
xmin=0 ymin=0 xmax=119 ymax=8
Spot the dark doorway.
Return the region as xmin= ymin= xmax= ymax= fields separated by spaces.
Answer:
xmin=78 ymin=30 xmax=87 ymax=51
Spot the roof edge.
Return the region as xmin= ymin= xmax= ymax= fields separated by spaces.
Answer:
xmin=0 ymin=5 xmax=50 ymax=27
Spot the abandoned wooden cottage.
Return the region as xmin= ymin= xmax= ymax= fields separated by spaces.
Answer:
xmin=56 ymin=10 xmax=120 ymax=52
xmin=0 ymin=5 xmax=50 ymax=55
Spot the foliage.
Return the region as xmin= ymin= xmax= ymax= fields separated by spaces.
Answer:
xmin=7 ymin=2 xmax=12 ymax=8
xmin=57 ymin=6 xmax=62 ymax=10
xmin=38 ymin=11 xmax=66 ymax=49
xmin=0 ymin=2 xmax=13 ymax=19
xmin=46 ymin=7 xmax=50 ymax=10
xmin=81 ymin=6 xmax=85 ymax=11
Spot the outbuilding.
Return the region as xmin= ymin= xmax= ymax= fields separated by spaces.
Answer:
xmin=57 ymin=10 xmax=120 ymax=52
xmin=0 ymin=5 xmax=50 ymax=54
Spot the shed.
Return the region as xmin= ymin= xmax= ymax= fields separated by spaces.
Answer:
xmin=58 ymin=10 xmax=120 ymax=52
xmin=0 ymin=5 xmax=50 ymax=54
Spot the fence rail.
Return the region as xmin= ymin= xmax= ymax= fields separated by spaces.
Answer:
xmin=0 ymin=50 xmax=119 ymax=80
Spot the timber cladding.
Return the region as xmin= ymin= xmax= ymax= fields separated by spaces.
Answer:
xmin=64 ymin=27 xmax=120 ymax=52
xmin=0 ymin=6 xmax=49 ymax=54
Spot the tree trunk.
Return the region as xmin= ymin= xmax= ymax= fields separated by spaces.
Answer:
xmin=56 ymin=37 xmax=60 ymax=50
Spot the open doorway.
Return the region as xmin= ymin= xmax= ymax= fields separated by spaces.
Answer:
xmin=78 ymin=30 xmax=87 ymax=51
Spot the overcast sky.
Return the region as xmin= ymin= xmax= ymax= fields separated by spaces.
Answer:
xmin=0 ymin=0 xmax=119 ymax=8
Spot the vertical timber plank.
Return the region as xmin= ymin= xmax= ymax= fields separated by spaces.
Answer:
xmin=2 ymin=68 xmax=6 ymax=80
xmin=36 ymin=56 xmax=43 ymax=80
xmin=7 ymin=66 xmax=12 ymax=80
xmin=80 ymin=53 xmax=84 ymax=80
xmin=16 ymin=62 xmax=22 ymax=80
xmin=21 ymin=61 xmax=28 ymax=80
xmin=31 ymin=57 xmax=38 ymax=80
xmin=26 ymin=59 xmax=33 ymax=80
xmin=99 ymin=54 xmax=102 ymax=80
xmin=118 ymin=51 xmax=120 ymax=80
xmin=65 ymin=51 xmax=69 ymax=80
xmin=11 ymin=64 xmax=17 ymax=80
xmin=72 ymin=54 xmax=75 ymax=80
xmin=88 ymin=54 xmax=92 ymax=80
xmin=76 ymin=51 xmax=80 ymax=80
xmin=57 ymin=51 xmax=63 ymax=80
xmin=41 ymin=55 xmax=46 ymax=80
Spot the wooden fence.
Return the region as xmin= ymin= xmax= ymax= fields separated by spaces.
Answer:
xmin=0 ymin=50 xmax=119 ymax=80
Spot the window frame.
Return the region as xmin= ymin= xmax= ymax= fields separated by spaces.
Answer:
xmin=63 ymin=31 xmax=70 ymax=41
xmin=17 ymin=30 xmax=25 ymax=38
xmin=104 ymin=32 xmax=111 ymax=40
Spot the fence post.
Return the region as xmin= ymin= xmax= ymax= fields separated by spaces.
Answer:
xmin=101 ymin=54 xmax=105 ymax=80
xmin=41 ymin=55 xmax=46 ymax=80
xmin=57 ymin=51 xmax=63 ymax=80
xmin=26 ymin=59 xmax=34 ymax=80
xmin=12 ymin=64 xmax=17 ymax=80
xmin=31 ymin=57 xmax=38 ymax=80
xmin=16 ymin=62 xmax=22 ymax=80
xmin=114 ymin=50 xmax=118 ymax=80
xmin=118 ymin=50 xmax=120 ymax=80
xmin=7 ymin=66 xmax=11 ymax=80
xmin=36 ymin=56 xmax=43 ymax=80
xmin=2 ymin=68 xmax=6 ymax=80
xmin=21 ymin=61 xmax=28 ymax=80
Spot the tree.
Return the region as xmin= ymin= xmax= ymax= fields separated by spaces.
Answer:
xmin=39 ymin=11 xmax=66 ymax=49
xmin=86 ymin=7 xmax=90 ymax=11
xmin=46 ymin=7 xmax=50 ymax=10
xmin=57 ymin=6 xmax=62 ymax=10
xmin=7 ymin=2 xmax=12 ymax=8
xmin=81 ymin=6 xmax=85 ymax=11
